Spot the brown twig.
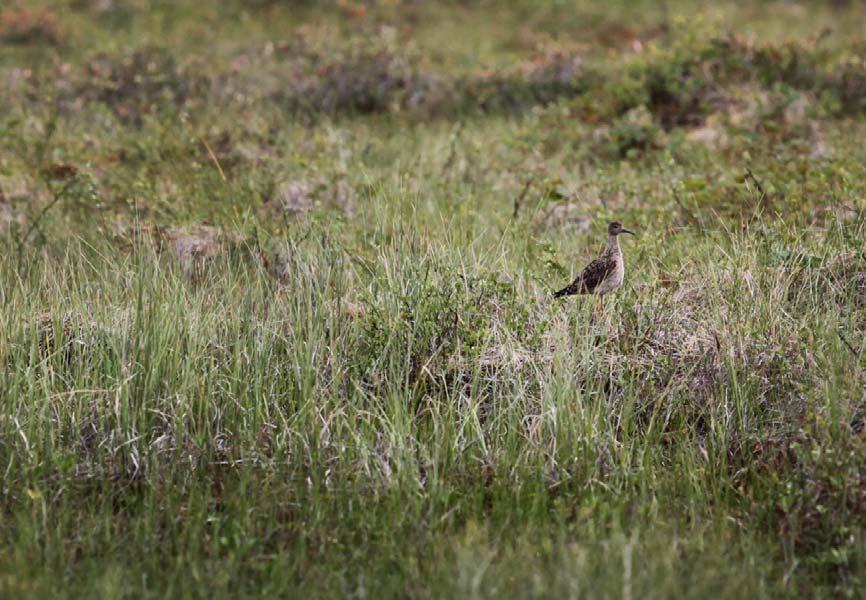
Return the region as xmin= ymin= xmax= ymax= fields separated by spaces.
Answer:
xmin=200 ymin=136 xmax=227 ymax=182
xmin=16 ymin=177 xmax=76 ymax=263
xmin=673 ymin=188 xmax=701 ymax=229
xmin=512 ymin=176 xmax=535 ymax=220
xmin=745 ymin=167 xmax=766 ymax=201
xmin=837 ymin=329 xmax=860 ymax=358
xmin=440 ymin=120 xmax=465 ymax=174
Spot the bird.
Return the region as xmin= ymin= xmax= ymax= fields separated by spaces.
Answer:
xmin=553 ymin=221 xmax=634 ymax=307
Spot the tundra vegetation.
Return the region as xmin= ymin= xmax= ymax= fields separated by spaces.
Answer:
xmin=1 ymin=0 xmax=865 ymax=597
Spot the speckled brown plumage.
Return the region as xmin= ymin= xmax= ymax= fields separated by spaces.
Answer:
xmin=554 ymin=221 xmax=633 ymax=298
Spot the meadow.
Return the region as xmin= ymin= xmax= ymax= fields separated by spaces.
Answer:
xmin=1 ymin=0 xmax=865 ymax=597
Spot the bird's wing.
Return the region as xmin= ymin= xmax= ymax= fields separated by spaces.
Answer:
xmin=553 ymin=256 xmax=613 ymax=297
xmin=577 ymin=257 xmax=613 ymax=294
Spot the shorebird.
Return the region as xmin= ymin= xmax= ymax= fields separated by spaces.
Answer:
xmin=553 ymin=221 xmax=634 ymax=308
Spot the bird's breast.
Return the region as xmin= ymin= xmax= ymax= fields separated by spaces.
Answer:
xmin=595 ymin=259 xmax=624 ymax=295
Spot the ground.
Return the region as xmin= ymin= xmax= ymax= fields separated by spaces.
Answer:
xmin=1 ymin=0 xmax=865 ymax=597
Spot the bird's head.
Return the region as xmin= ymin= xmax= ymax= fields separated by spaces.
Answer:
xmin=608 ymin=221 xmax=634 ymax=236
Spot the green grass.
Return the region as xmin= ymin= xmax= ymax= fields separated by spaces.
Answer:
xmin=1 ymin=0 xmax=865 ymax=597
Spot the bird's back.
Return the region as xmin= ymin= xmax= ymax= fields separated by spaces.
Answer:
xmin=553 ymin=243 xmax=623 ymax=297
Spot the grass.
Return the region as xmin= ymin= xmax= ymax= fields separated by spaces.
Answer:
xmin=1 ymin=0 xmax=865 ymax=597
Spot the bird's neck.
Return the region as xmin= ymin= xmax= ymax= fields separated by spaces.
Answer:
xmin=605 ymin=234 xmax=621 ymax=256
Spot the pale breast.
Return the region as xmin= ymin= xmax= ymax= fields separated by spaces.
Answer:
xmin=594 ymin=259 xmax=624 ymax=295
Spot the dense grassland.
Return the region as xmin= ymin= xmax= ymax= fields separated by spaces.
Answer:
xmin=1 ymin=0 xmax=866 ymax=597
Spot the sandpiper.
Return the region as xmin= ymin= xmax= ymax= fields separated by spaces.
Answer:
xmin=553 ymin=221 xmax=634 ymax=305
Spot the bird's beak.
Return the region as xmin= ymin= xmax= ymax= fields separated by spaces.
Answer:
xmin=621 ymin=228 xmax=635 ymax=235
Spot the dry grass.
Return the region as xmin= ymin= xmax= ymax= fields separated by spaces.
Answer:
xmin=1 ymin=1 xmax=866 ymax=597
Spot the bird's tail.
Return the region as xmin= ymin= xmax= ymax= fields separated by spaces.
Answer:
xmin=553 ymin=283 xmax=577 ymax=298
